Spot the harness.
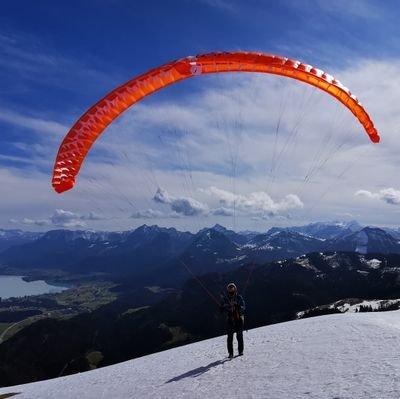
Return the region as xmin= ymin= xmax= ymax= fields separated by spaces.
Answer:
xmin=223 ymin=293 xmax=244 ymax=322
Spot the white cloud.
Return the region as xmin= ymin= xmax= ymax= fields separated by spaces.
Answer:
xmin=22 ymin=218 xmax=50 ymax=226
xmin=171 ymin=198 xmax=208 ymax=217
xmin=212 ymin=207 xmax=235 ymax=216
xmin=355 ymin=188 xmax=400 ymax=205
xmin=203 ymin=186 xmax=303 ymax=216
xmin=251 ymin=214 xmax=290 ymax=222
xmin=313 ymin=0 xmax=383 ymax=20
xmin=9 ymin=217 xmax=50 ymax=227
xmin=130 ymin=208 xmax=181 ymax=219
xmin=131 ymin=209 xmax=165 ymax=219
xmin=0 ymin=109 xmax=67 ymax=136
xmin=153 ymin=188 xmax=174 ymax=205
xmin=355 ymin=190 xmax=379 ymax=200
xmin=9 ymin=209 xmax=110 ymax=228
xmin=50 ymin=209 xmax=86 ymax=228
xmin=153 ymin=188 xmax=209 ymax=217
xmin=82 ymin=211 xmax=107 ymax=221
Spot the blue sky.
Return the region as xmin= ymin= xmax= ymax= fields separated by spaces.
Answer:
xmin=2 ymin=0 xmax=400 ymax=232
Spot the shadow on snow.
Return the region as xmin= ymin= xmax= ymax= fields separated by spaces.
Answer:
xmin=165 ymin=359 xmax=229 ymax=383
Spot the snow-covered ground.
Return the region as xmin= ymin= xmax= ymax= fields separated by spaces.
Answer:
xmin=334 ymin=298 xmax=400 ymax=313
xmin=296 ymin=298 xmax=400 ymax=317
xmin=1 ymin=311 xmax=400 ymax=399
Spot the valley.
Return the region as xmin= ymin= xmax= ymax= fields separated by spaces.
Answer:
xmin=1 ymin=221 xmax=400 ymax=387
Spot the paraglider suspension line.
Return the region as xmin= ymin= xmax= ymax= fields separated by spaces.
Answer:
xmin=180 ymin=260 xmax=220 ymax=306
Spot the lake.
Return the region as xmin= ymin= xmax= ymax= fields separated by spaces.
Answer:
xmin=0 ymin=275 xmax=69 ymax=299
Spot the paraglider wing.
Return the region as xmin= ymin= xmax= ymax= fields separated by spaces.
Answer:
xmin=52 ymin=52 xmax=379 ymax=194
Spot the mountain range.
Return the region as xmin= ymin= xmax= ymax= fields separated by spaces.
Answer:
xmin=0 ymin=229 xmax=42 ymax=253
xmin=1 ymin=221 xmax=400 ymax=388
xmin=1 ymin=222 xmax=400 ymax=286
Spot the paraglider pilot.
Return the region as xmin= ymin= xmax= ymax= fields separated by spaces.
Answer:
xmin=220 ymin=283 xmax=245 ymax=358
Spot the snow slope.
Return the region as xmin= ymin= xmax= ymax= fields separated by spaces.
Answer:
xmin=1 ymin=311 xmax=400 ymax=399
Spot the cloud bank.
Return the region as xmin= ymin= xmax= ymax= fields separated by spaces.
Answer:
xmin=10 ymin=209 xmax=108 ymax=228
xmin=153 ymin=188 xmax=209 ymax=216
xmin=355 ymin=188 xmax=400 ymax=206
xmin=204 ymin=186 xmax=303 ymax=217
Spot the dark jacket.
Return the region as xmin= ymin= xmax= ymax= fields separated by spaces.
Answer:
xmin=220 ymin=292 xmax=245 ymax=322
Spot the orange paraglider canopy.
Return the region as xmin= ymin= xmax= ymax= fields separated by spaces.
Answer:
xmin=52 ymin=51 xmax=379 ymax=194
